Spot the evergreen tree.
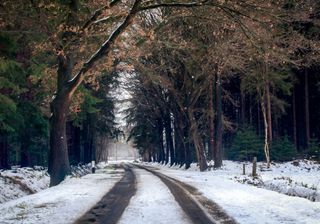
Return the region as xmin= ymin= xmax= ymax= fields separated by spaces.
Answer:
xmin=228 ymin=125 xmax=264 ymax=161
xmin=308 ymin=138 xmax=320 ymax=161
xmin=271 ymin=135 xmax=296 ymax=162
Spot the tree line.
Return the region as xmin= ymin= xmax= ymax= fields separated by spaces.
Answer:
xmin=0 ymin=0 xmax=320 ymax=185
xmin=125 ymin=1 xmax=320 ymax=170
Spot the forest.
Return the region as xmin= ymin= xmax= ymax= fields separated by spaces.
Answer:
xmin=1 ymin=0 xmax=320 ymax=186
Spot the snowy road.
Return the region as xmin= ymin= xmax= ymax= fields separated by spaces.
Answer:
xmin=76 ymin=164 xmax=234 ymax=224
xmin=76 ymin=164 xmax=136 ymax=224
xmin=118 ymin=167 xmax=192 ymax=224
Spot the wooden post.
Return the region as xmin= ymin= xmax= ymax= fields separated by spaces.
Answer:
xmin=252 ymin=157 xmax=257 ymax=177
xmin=243 ymin=164 xmax=246 ymax=175
xmin=91 ymin=160 xmax=96 ymax=174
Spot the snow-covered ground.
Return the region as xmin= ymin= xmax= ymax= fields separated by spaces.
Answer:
xmin=0 ymin=164 xmax=123 ymax=224
xmin=146 ymin=160 xmax=320 ymax=224
xmin=0 ymin=167 xmax=49 ymax=204
xmin=232 ymin=160 xmax=320 ymax=202
xmin=0 ymin=160 xmax=319 ymax=224
xmin=0 ymin=164 xmax=92 ymax=204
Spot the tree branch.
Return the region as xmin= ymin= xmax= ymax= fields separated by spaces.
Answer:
xmin=68 ymin=0 xmax=142 ymax=90
xmin=68 ymin=0 xmax=221 ymax=91
xmin=93 ymin=15 xmax=124 ymax=25
xmin=82 ymin=0 xmax=122 ymax=30
xmin=139 ymin=0 xmax=210 ymax=11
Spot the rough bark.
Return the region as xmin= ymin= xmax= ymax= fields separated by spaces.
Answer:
xmin=83 ymin=121 xmax=94 ymax=163
xmin=174 ymin=110 xmax=185 ymax=166
xmin=305 ymin=69 xmax=310 ymax=147
xmin=293 ymin=87 xmax=297 ymax=150
xmin=164 ymin=111 xmax=174 ymax=165
xmin=48 ymin=94 xmax=72 ymax=186
xmin=260 ymin=92 xmax=270 ymax=168
xmin=157 ymin=118 xmax=165 ymax=163
xmin=214 ymin=73 xmax=223 ymax=168
xmin=208 ymin=75 xmax=215 ymax=160
xmin=177 ymin=127 xmax=186 ymax=166
xmin=188 ymin=109 xmax=207 ymax=171
xmin=184 ymin=118 xmax=191 ymax=169
xmin=266 ymin=80 xmax=272 ymax=143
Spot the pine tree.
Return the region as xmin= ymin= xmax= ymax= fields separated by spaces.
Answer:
xmin=228 ymin=125 xmax=264 ymax=161
xmin=308 ymin=138 xmax=320 ymax=161
xmin=271 ymin=135 xmax=296 ymax=162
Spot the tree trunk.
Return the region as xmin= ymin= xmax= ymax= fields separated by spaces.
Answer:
xmin=214 ymin=73 xmax=223 ymax=168
xmin=249 ymin=95 xmax=253 ymax=125
xmin=260 ymin=91 xmax=270 ymax=168
xmin=184 ymin=119 xmax=191 ymax=169
xmin=185 ymin=141 xmax=191 ymax=169
xmin=305 ymin=69 xmax=310 ymax=147
xmin=174 ymin=111 xmax=185 ymax=166
xmin=83 ymin=120 xmax=94 ymax=163
xmin=164 ymin=118 xmax=170 ymax=164
xmin=20 ymin=147 xmax=30 ymax=167
xmin=188 ymin=109 xmax=207 ymax=171
xmin=257 ymin=103 xmax=261 ymax=137
xmin=293 ymin=87 xmax=297 ymax=150
xmin=66 ymin=121 xmax=81 ymax=164
xmin=48 ymin=55 xmax=74 ymax=186
xmin=208 ymin=75 xmax=215 ymax=160
xmin=0 ymin=135 xmax=9 ymax=169
xmin=95 ymin=134 xmax=108 ymax=163
xmin=157 ymin=118 xmax=165 ymax=163
xmin=48 ymin=95 xmax=71 ymax=186
xmin=164 ymin=111 xmax=174 ymax=165
xmin=266 ymin=80 xmax=272 ymax=143
xmin=241 ymin=88 xmax=246 ymax=125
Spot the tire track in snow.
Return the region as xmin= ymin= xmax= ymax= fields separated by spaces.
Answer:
xmin=135 ymin=164 xmax=237 ymax=224
xmin=75 ymin=164 xmax=136 ymax=224
xmin=118 ymin=167 xmax=192 ymax=224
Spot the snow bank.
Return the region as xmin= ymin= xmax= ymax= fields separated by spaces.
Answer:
xmin=0 ymin=165 xmax=123 ymax=224
xmin=148 ymin=160 xmax=320 ymax=202
xmin=0 ymin=167 xmax=49 ymax=204
xmin=0 ymin=163 xmax=101 ymax=205
xmin=231 ymin=160 xmax=320 ymax=202
xmin=147 ymin=160 xmax=320 ymax=224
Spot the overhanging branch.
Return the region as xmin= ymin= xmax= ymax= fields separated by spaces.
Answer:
xmin=139 ymin=0 xmax=210 ymax=11
xmin=68 ymin=0 xmax=142 ymax=90
xmin=67 ymin=0 xmax=225 ymax=91
xmin=82 ymin=0 xmax=122 ymax=30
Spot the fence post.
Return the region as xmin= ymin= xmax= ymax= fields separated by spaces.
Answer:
xmin=243 ymin=164 xmax=246 ymax=175
xmin=91 ymin=160 xmax=96 ymax=174
xmin=252 ymin=157 xmax=257 ymax=177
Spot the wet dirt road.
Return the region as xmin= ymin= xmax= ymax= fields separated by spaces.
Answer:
xmin=75 ymin=163 xmax=236 ymax=224
xmin=75 ymin=164 xmax=136 ymax=224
